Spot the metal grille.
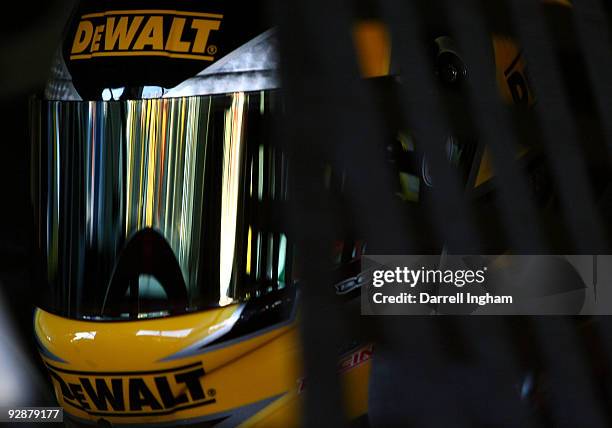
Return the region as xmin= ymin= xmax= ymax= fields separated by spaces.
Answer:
xmin=271 ymin=0 xmax=612 ymax=426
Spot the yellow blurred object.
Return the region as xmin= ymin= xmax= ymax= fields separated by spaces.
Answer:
xmin=353 ymin=20 xmax=392 ymax=78
xmin=542 ymin=0 xmax=572 ymax=7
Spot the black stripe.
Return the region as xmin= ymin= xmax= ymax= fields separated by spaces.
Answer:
xmin=60 ymin=398 xmax=83 ymax=411
xmin=503 ymin=51 xmax=523 ymax=76
xmin=62 ymin=397 xmax=216 ymax=416
xmin=508 ymin=0 xmax=608 ymax=251
xmin=45 ymin=361 xmax=202 ymax=376
xmin=445 ymin=0 xmax=544 ymax=251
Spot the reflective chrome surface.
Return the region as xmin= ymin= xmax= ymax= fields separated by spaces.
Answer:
xmin=163 ymin=29 xmax=279 ymax=98
xmin=45 ymin=48 xmax=82 ymax=101
xmin=31 ymin=92 xmax=292 ymax=320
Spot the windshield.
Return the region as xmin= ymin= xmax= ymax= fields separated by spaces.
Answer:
xmin=31 ymin=91 xmax=293 ymax=320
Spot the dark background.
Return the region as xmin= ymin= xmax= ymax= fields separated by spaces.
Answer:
xmin=4 ymin=0 xmax=612 ymax=427
xmin=0 ymin=0 xmax=76 ymax=406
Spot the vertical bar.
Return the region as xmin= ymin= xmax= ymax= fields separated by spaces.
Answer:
xmin=445 ymin=0 xmax=545 ymax=252
xmin=531 ymin=318 xmax=608 ymax=427
xmin=572 ymin=0 xmax=612 ymax=159
xmin=379 ymin=0 xmax=481 ymax=253
xmin=507 ymin=0 xmax=607 ymax=251
xmin=271 ymin=1 xmax=369 ymax=426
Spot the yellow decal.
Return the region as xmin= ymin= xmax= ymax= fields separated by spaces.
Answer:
xmin=493 ymin=35 xmax=536 ymax=107
xmin=45 ymin=361 xmax=216 ymax=416
xmin=70 ymin=10 xmax=223 ymax=61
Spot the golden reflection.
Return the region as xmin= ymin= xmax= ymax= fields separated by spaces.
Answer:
xmin=220 ymin=92 xmax=246 ymax=306
xmin=127 ymin=98 xmax=200 ymax=297
xmin=246 ymin=226 xmax=253 ymax=276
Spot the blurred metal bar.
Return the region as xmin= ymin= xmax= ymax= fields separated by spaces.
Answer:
xmin=379 ymin=0 xmax=481 ymax=253
xmin=445 ymin=0 xmax=545 ymax=252
xmin=369 ymin=318 xmax=470 ymax=428
xmin=588 ymin=317 xmax=612 ymax=418
xmin=531 ymin=318 xmax=608 ymax=427
xmin=507 ymin=0 xmax=607 ymax=251
xmin=572 ymin=0 xmax=612 ymax=159
xmin=271 ymin=0 xmax=413 ymax=425
xmin=457 ymin=317 xmax=536 ymax=427
xmin=570 ymin=4 xmax=612 ymax=421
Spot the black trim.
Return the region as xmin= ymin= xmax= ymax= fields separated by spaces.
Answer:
xmin=45 ymin=361 xmax=202 ymax=376
xmin=102 ymin=228 xmax=189 ymax=317
xmin=202 ymin=286 xmax=297 ymax=350
xmin=62 ymin=397 xmax=216 ymax=417
xmin=504 ymin=51 xmax=523 ymax=76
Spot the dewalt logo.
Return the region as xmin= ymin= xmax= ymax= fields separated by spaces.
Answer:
xmin=69 ymin=10 xmax=223 ymax=61
xmin=45 ymin=362 xmax=216 ymax=416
